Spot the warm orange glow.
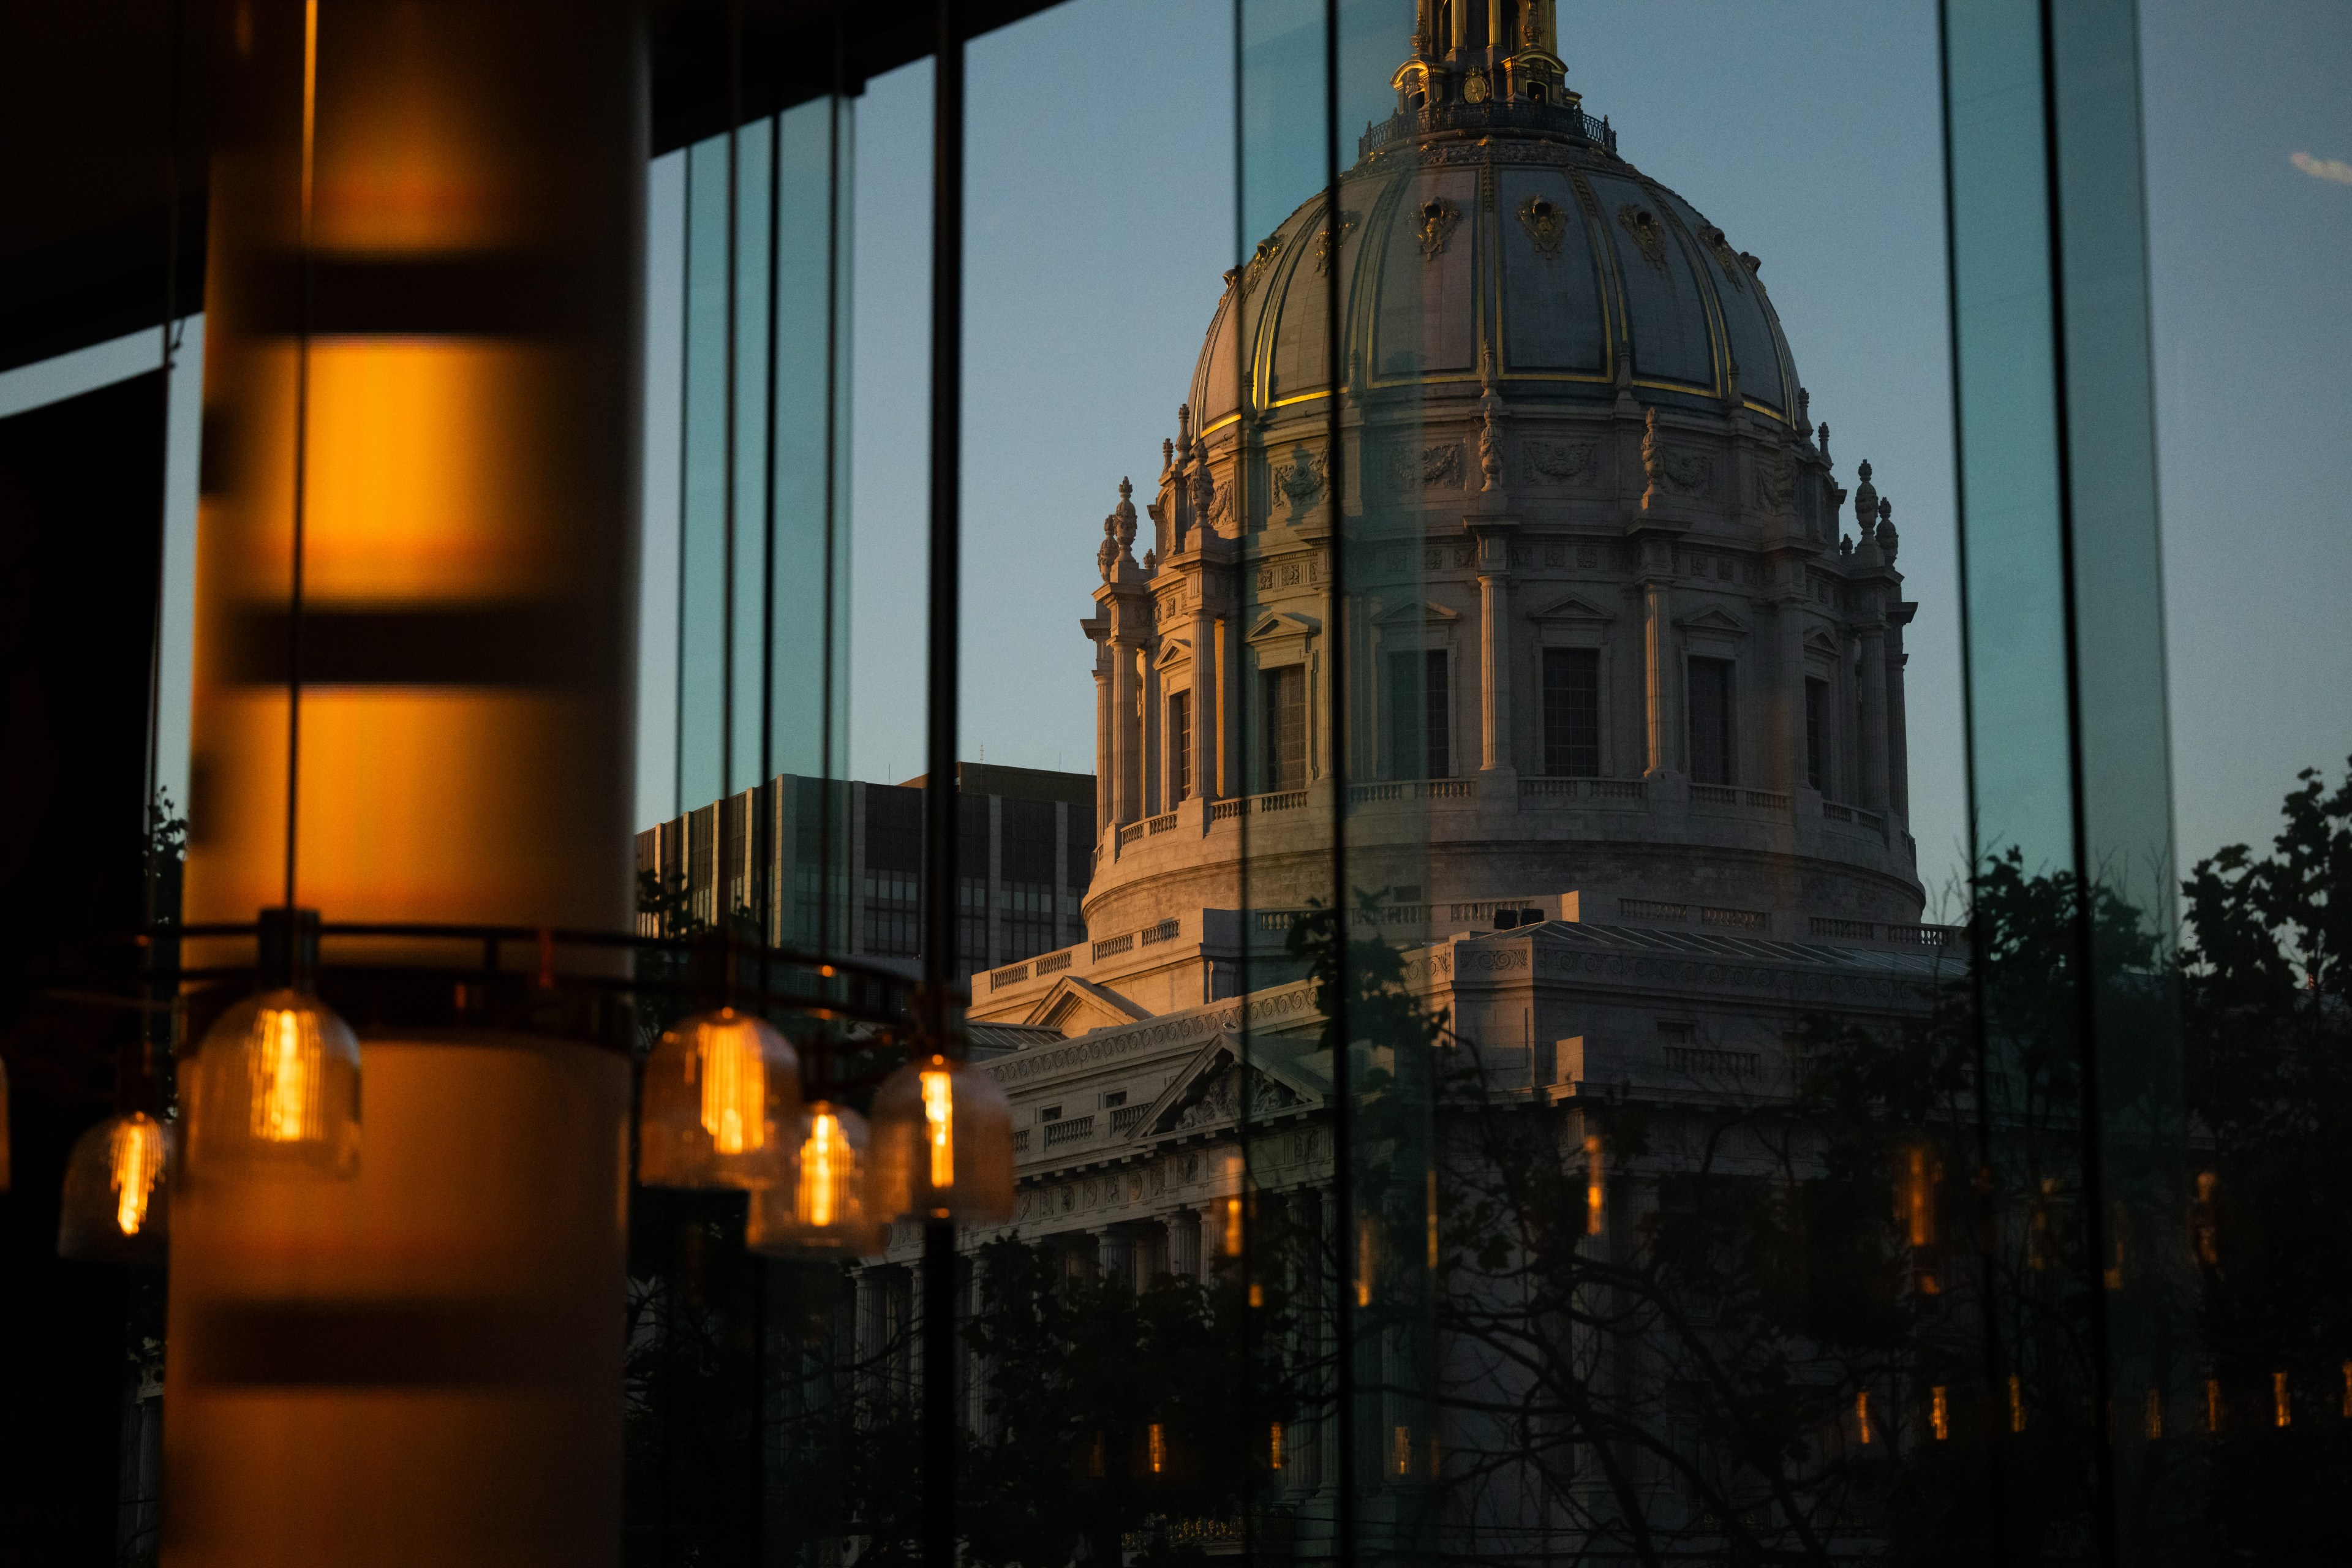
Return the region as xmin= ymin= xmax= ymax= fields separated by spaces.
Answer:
xmin=2342 ymin=1361 xmax=2351 ymax=1420
xmin=2206 ymin=1378 xmax=2222 ymax=1432
xmin=2008 ymin=1374 xmax=2027 ymax=1433
xmin=1356 ymin=1217 xmax=1379 ymax=1307
xmin=1147 ymin=1423 xmax=1167 ymax=1474
xmin=1268 ymin=1422 xmax=1284 ymax=1469
xmin=110 ymin=1117 xmax=168 ymax=1237
xmin=800 ymin=1109 xmax=847 ymax=1226
xmin=1088 ymin=1433 xmax=1106 ymax=1477
xmin=1427 ymin=1167 xmax=1439 ymax=1268
xmin=922 ymin=1068 xmax=955 ymax=1188
xmin=1248 ymin=1283 xmax=1264 ymax=1308
xmin=1931 ymin=1385 xmax=1949 ymax=1441
xmin=250 ymin=1004 xmax=324 ymax=1142
xmin=1223 ymin=1195 xmax=1244 ymax=1257
xmin=1904 ymin=1146 xmax=1936 ymax=1246
xmin=2193 ymin=1170 xmax=2220 ymax=1264
xmin=1584 ymin=1132 xmax=1605 ymax=1235
xmin=694 ymin=1014 xmax=767 ymax=1156
xmin=1856 ymin=1390 xmax=1871 ymax=1444
xmin=1393 ymin=1425 xmax=1412 ymax=1477
xmin=2143 ymin=1387 xmax=2163 ymax=1439
xmin=2274 ymin=1371 xmax=2291 ymax=1428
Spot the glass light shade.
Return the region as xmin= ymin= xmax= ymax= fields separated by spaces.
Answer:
xmin=638 ymin=1008 xmax=801 ymax=1189
xmin=867 ymin=1053 xmax=1015 ymax=1223
xmin=57 ymin=1112 xmax=173 ymax=1264
xmin=746 ymin=1102 xmax=884 ymax=1257
xmin=186 ymin=990 xmax=362 ymax=1179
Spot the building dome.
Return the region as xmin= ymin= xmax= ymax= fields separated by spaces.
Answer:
xmin=1188 ymin=59 xmax=1801 ymax=435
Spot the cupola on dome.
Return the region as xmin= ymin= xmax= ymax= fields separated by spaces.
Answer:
xmin=1189 ymin=15 xmax=1796 ymax=434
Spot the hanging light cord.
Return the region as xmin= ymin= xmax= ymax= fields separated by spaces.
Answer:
xmin=283 ymin=0 xmax=321 ymax=915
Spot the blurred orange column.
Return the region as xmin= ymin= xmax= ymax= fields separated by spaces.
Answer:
xmin=167 ymin=1 xmax=644 ymax=1564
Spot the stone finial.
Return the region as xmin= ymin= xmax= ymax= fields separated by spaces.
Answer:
xmin=1114 ymin=477 xmax=1137 ymax=554
xmin=1162 ymin=436 xmax=1175 ymax=476
xmin=1817 ymin=421 xmax=1831 ymax=461
xmin=1097 ymin=513 xmax=1120 ymax=583
xmin=1876 ymin=496 xmax=1899 ymax=564
xmin=1851 ymin=458 xmax=1877 ymax=533
xmin=1839 ymin=533 xmax=1854 ymax=559
xmin=1177 ymin=402 xmax=1192 ymax=453
xmin=1143 ymin=548 xmax=1157 ymax=571
xmin=1796 ymin=386 xmax=1811 ymax=431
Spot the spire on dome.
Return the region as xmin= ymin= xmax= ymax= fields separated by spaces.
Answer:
xmin=1394 ymin=0 xmax=1572 ymax=116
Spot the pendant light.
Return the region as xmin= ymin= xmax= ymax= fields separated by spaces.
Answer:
xmin=746 ymin=1101 xmax=883 ymax=1257
xmin=868 ymin=1053 xmax=1015 ymax=1224
xmin=638 ymin=1008 xmax=801 ymax=1189
xmin=57 ymin=1112 xmax=173 ymax=1264
xmin=185 ymin=988 xmax=363 ymax=1179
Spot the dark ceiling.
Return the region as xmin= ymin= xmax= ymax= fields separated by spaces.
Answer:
xmin=0 ymin=0 xmax=1061 ymax=374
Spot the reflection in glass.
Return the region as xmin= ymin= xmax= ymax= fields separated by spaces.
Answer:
xmin=56 ymin=1112 xmax=173 ymax=1264
xmin=185 ymin=990 xmax=361 ymax=1179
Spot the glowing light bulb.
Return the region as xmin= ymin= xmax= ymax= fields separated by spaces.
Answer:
xmin=1584 ymin=1132 xmax=1605 ymax=1236
xmin=1148 ymin=1423 xmax=1167 ymax=1474
xmin=921 ymin=1069 xmax=954 ymax=1188
xmin=747 ymin=1102 xmax=883 ymax=1259
xmin=638 ymin=1009 xmax=797 ymax=1191
xmin=1931 ymin=1385 xmax=1950 ymax=1441
xmin=111 ymin=1117 xmax=168 ymax=1235
xmin=802 ymin=1110 xmax=843 ymax=1226
xmin=189 ymin=989 xmax=360 ymax=1178
xmin=58 ymin=1113 xmax=173 ymax=1264
xmin=1268 ymin=1422 xmax=1284 ymax=1471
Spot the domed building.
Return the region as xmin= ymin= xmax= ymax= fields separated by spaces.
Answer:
xmin=977 ymin=1 xmax=1924 ymax=1029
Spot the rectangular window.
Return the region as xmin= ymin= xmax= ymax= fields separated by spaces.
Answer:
xmin=1262 ymin=666 xmax=1306 ymax=792
xmin=1385 ymin=649 xmax=1450 ymax=779
xmin=1169 ymin=690 xmax=1193 ymax=801
xmin=861 ymin=785 xmax=923 ymax=957
xmin=998 ymin=797 xmax=1056 ymax=962
xmin=1805 ymin=677 xmax=1828 ymax=793
xmin=1542 ymin=647 xmax=1601 ymax=777
xmin=1688 ymin=657 xmax=1735 ymax=785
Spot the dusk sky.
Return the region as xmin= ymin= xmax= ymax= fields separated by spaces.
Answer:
xmin=4 ymin=2 xmax=2344 ymax=918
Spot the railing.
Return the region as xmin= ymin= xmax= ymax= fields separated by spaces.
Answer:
xmin=1809 ymin=916 xmax=1875 ymax=941
xmin=1701 ymin=907 xmax=1770 ymax=933
xmin=1620 ymin=897 xmax=1689 ymax=922
xmin=1092 ymin=933 xmax=1134 ymax=960
xmin=1520 ymin=775 xmax=1649 ymax=801
xmin=1348 ymin=782 xmax=1403 ymax=806
xmin=1887 ymin=923 xmax=1959 ymax=948
xmin=1034 ymin=949 xmax=1073 ymax=976
xmin=1146 ymin=811 xmax=1179 ymax=835
xmin=988 ymin=962 xmax=1030 ymax=990
xmin=1110 ymin=1104 xmax=1148 ymax=1134
xmin=1743 ymin=788 xmax=1791 ymax=810
xmin=1359 ymin=99 xmax=1616 ymax=159
xmin=1210 ymin=799 xmax=1245 ymax=821
xmin=1349 ymin=778 xmax=1478 ymax=807
xmin=1140 ymin=917 xmax=1181 ymax=946
xmin=1689 ymin=783 xmax=1741 ymax=807
xmin=1259 ymin=790 xmax=1308 ymax=813
xmin=1665 ymin=1046 xmax=1762 ymax=1078
xmin=1822 ymin=802 xmax=1855 ymax=823
xmin=1822 ymin=801 xmax=1887 ymax=832
xmin=1044 ymin=1115 xmax=1095 ymax=1148
xmin=1116 ymin=821 xmax=1145 ymax=848
xmin=1014 ymin=1129 xmax=1030 ymax=1153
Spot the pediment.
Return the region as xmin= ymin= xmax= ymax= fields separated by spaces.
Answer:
xmin=1131 ymin=1035 xmax=1319 ymax=1140
xmin=1245 ymin=611 xmax=1321 ymax=644
xmin=1525 ymin=590 xmax=1618 ymax=625
xmin=1803 ymin=627 xmax=1841 ymax=655
xmin=1674 ymin=605 xmax=1749 ymax=636
xmin=1371 ymin=597 xmax=1463 ymax=627
xmin=1022 ymin=975 xmax=1156 ymax=1037
xmin=1156 ymin=636 xmax=1194 ymax=671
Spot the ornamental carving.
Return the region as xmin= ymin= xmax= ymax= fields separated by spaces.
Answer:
xmin=1522 ymin=439 xmax=1596 ymax=483
xmin=1170 ymin=1060 xmax=1300 ymax=1133
xmin=1313 ymin=210 xmax=1360 ymax=276
xmin=1616 ymin=203 xmax=1669 ymax=271
xmin=1518 ymin=193 xmax=1570 ymax=258
xmin=1660 ymin=446 xmax=1713 ymax=495
xmin=1697 ymin=223 xmax=1747 ymax=292
xmin=1275 ymin=445 xmax=1327 ymax=508
xmin=1242 ymin=235 xmax=1282 ymax=294
xmin=1417 ymin=197 xmax=1461 ymax=260
xmin=1463 ymin=67 xmax=1491 ymax=104
xmin=1753 ymin=454 xmax=1795 ymax=512
xmin=1389 ymin=441 xmax=1461 ymax=488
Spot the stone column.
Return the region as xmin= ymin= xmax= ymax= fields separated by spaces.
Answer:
xmin=1100 ymin=1228 xmax=1134 ymax=1289
xmin=1477 ymin=570 xmax=1510 ymax=772
xmin=1642 ymin=574 xmax=1676 ymax=777
xmin=1110 ymin=639 xmax=1138 ymax=824
xmin=1779 ymin=592 xmax=1810 ymax=796
xmin=1093 ymin=662 xmax=1113 ymax=835
xmin=1171 ymin=1209 xmax=1202 ymax=1278
xmin=1193 ymin=597 xmax=1220 ymax=801
xmin=1141 ymin=643 xmax=1161 ymax=816
xmin=1859 ymin=620 xmax=1890 ymax=811
xmin=1888 ymin=605 xmax=1915 ymax=818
